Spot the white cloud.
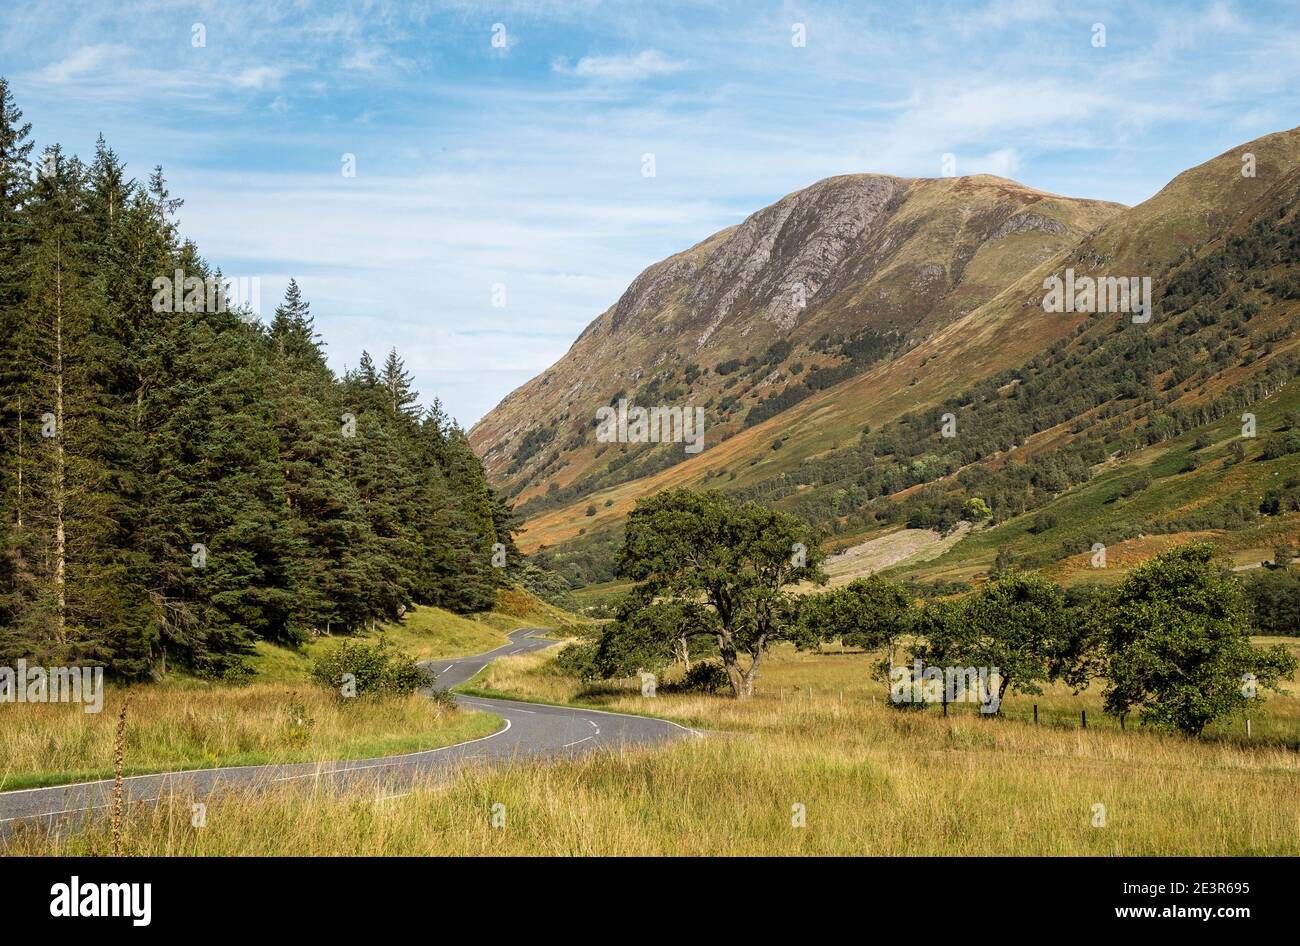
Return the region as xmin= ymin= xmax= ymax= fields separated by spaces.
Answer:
xmin=553 ymin=49 xmax=688 ymax=81
xmin=36 ymin=43 xmax=131 ymax=83
xmin=231 ymin=66 xmax=284 ymax=90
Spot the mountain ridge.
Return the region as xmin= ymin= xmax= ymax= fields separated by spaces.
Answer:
xmin=471 ymin=170 xmax=1124 ymax=503
xmin=473 ymin=127 xmax=1300 ymax=577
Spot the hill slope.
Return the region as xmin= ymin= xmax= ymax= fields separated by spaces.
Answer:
xmin=471 ymin=174 xmax=1122 ymax=507
xmin=475 ymin=128 xmax=1300 ymax=585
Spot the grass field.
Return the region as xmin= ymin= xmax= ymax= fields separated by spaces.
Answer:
xmin=0 ymin=586 xmax=582 ymax=791
xmin=245 ymin=605 xmax=510 ymax=685
xmin=0 ymin=685 xmax=500 ymax=792
xmin=245 ymin=586 xmax=589 ymax=684
xmin=13 ymin=637 xmax=1297 ymax=855
xmin=465 ymin=637 xmax=1300 ymax=747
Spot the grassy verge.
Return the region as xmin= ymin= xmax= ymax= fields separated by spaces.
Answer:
xmin=466 ymin=638 xmax=1300 ymax=746
xmin=245 ymin=586 xmax=590 ymax=685
xmin=0 ymin=685 xmax=501 ymax=791
xmin=16 ymin=635 xmax=1295 ymax=854
xmin=245 ymin=606 xmax=511 ymax=685
xmin=14 ymin=661 xmax=1298 ymax=854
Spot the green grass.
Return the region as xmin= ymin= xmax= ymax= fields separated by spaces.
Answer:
xmin=244 ymin=585 xmax=589 ymax=685
xmin=467 ymin=637 xmax=1300 ymax=748
xmin=0 ymin=585 xmax=588 ymax=791
xmin=244 ymin=605 xmax=509 ymax=685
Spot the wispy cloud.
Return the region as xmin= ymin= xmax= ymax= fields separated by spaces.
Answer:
xmin=3 ymin=0 xmax=1297 ymax=425
xmin=553 ymin=49 xmax=689 ymax=81
xmin=36 ymin=43 xmax=132 ymax=83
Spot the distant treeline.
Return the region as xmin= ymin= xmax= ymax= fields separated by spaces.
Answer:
xmin=738 ymin=201 xmax=1300 ymax=537
xmin=0 ymin=80 xmax=516 ymax=679
xmin=542 ymin=196 xmax=1300 ymax=587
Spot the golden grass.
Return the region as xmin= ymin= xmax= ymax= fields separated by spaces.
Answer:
xmin=466 ymin=639 xmax=1300 ymax=744
xmin=245 ymin=605 xmax=511 ymax=685
xmin=12 ymin=641 xmax=1297 ymax=855
xmin=11 ymin=679 xmax=1297 ymax=855
xmin=245 ymin=588 xmax=586 ymax=685
xmin=0 ymin=684 xmax=500 ymax=791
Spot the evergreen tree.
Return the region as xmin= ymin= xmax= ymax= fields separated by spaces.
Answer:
xmin=0 ymin=83 xmax=522 ymax=677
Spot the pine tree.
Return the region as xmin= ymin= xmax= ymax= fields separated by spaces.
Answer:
xmin=270 ymin=278 xmax=323 ymax=363
xmin=0 ymin=76 xmax=35 ymax=637
xmin=0 ymin=83 xmax=522 ymax=675
xmin=381 ymin=348 xmax=421 ymax=419
xmin=9 ymin=145 xmax=124 ymax=665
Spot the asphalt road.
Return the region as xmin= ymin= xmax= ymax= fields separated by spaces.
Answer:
xmin=0 ymin=628 xmax=695 ymax=836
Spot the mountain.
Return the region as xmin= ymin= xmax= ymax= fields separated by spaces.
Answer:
xmin=473 ymin=127 xmax=1300 ymax=588
xmin=471 ymin=173 xmax=1121 ymax=501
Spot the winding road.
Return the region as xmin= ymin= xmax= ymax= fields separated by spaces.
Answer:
xmin=0 ymin=628 xmax=695 ymax=835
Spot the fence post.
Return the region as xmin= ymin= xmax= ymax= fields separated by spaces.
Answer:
xmin=1246 ymin=719 xmax=1252 ymax=739
xmin=1033 ymin=704 xmax=1038 ymax=725
xmin=1120 ymin=713 xmax=1125 ymax=731
xmin=1081 ymin=709 xmax=1087 ymax=729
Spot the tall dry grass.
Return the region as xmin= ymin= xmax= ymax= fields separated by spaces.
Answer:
xmin=8 ymin=689 xmax=1297 ymax=855
xmin=0 ymin=684 xmax=499 ymax=791
xmin=9 ymin=643 xmax=1299 ymax=855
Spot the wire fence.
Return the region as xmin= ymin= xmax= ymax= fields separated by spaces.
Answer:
xmin=763 ymin=684 xmax=1283 ymax=745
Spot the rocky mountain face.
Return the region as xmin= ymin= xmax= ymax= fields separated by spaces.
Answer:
xmin=470 ymin=172 xmax=1122 ymax=507
xmin=471 ymin=127 xmax=1300 ymax=569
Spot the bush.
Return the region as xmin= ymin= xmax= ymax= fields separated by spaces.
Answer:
xmin=673 ymin=662 xmax=730 ymax=694
xmin=310 ymin=639 xmax=434 ymax=698
xmin=553 ymin=641 xmax=600 ymax=680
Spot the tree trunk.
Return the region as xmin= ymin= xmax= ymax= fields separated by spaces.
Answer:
xmin=717 ymin=630 xmax=748 ymax=699
xmin=15 ymin=399 xmax=22 ymax=528
xmin=741 ymin=643 xmax=766 ymax=698
xmin=53 ymin=237 xmax=67 ymax=646
xmin=677 ymin=636 xmax=691 ymax=672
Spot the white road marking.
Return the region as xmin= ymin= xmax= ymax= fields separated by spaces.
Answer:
xmin=460 ymin=699 xmax=534 ymax=714
xmin=3 ymin=627 xmax=700 ymax=826
xmin=271 ymin=718 xmax=513 ymax=782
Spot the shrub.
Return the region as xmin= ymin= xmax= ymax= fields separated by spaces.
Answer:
xmin=310 ymin=639 xmax=434 ymax=698
xmin=553 ymin=641 xmax=600 ymax=681
xmin=674 ymin=662 xmax=730 ymax=694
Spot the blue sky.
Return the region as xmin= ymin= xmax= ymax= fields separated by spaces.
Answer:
xmin=2 ymin=0 xmax=1297 ymax=426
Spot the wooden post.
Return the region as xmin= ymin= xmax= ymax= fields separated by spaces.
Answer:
xmin=1120 ymin=714 xmax=1125 ymax=731
xmin=1033 ymin=704 xmax=1038 ymax=725
xmin=1246 ymin=719 xmax=1252 ymax=739
xmin=1081 ymin=709 xmax=1087 ymax=729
